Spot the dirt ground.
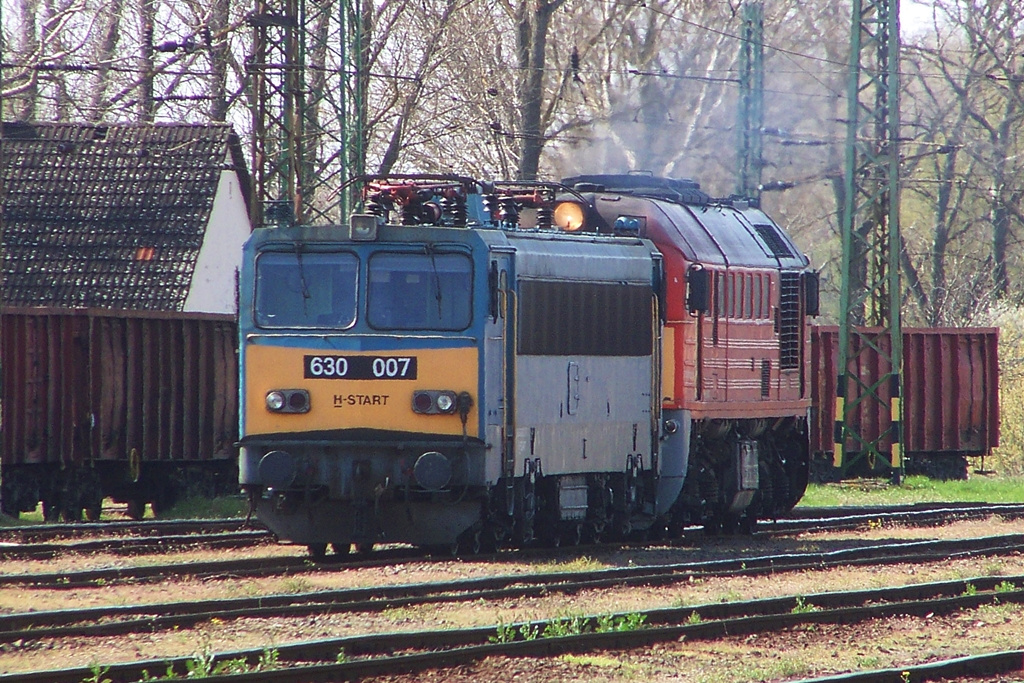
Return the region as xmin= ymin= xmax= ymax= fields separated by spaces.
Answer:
xmin=2 ymin=516 xmax=1024 ymax=681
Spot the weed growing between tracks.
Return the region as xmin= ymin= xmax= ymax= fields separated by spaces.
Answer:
xmin=131 ymin=644 xmax=286 ymax=680
xmin=489 ymin=611 xmax=647 ymax=643
xmin=791 ymin=596 xmax=819 ymax=614
xmin=534 ymin=556 xmax=609 ymax=573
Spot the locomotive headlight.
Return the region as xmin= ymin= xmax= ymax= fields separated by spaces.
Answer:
xmin=349 ymin=213 xmax=380 ymax=241
xmin=265 ymin=389 xmax=310 ymax=413
xmin=554 ymin=201 xmax=585 ymax=231
xmin=266 ymin=391 xmax=286 ymax=411
xmin=412 ymin=390 xmax=461 ymax=414
xmin=435 ymin=392 xmax=455 ymax=413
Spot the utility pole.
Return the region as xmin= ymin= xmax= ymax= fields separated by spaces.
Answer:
xmin=834 ymin=0 xmax=904 ymax=480
xmin=737 ymin=1 xmax=764 ymax=201
xmin=247 ymin=0 xmax=366 ymax=226
xmin=0 ymin=0 xmax=6 ymax=515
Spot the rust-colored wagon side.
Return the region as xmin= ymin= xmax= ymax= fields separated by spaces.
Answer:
xmin=810 ymin=325 xmax=999 ymax=479
xmin=1 ymin=306 xmax=238 ymax=519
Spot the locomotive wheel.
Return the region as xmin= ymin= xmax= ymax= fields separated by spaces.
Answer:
xmin=354 ymin=542 xmax=373 ymax=554
xmin=464 ymin=530 xmax=482 ymax=555
xmin=307 ymin=544 xmax=328 ymax=560
xmin=84 ymin=505 xmax=102 ymax=522
xmin=331 ymin=542 xmax=352 ymax=557
xmin=703 ymin=517 xmax=722 ymax=537
xmin=428 ymin=542 xmax=460 ymax=557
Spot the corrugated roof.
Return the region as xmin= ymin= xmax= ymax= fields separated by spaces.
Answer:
xmin=0 ymin=121 xmax=251 ymax=311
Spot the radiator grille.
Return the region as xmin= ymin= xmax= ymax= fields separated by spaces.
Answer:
xmin=779 ymin=272 xmax=800 ymax=369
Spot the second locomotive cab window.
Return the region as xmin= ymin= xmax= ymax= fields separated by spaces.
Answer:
xmin=368 ymin=252 xmax=473 ymax=330
xmin=255 ymin=251 xmax=359 ymax=329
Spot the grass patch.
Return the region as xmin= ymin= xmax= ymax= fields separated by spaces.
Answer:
xmin=159 ymin=495 xmax=248 ymax=519
xmin=799 ymin=475 xmax=1024 ymax=507
xmin=0 ymin=511 xmax=42 ymax=527
xmin=533 ymin=555 xmax=608 ymax=573
xmin=695 ymin=656 xmax=809 ymax=683
xmin=560 ymin=654 xmax=640 ymax=671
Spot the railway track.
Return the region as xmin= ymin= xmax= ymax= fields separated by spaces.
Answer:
xmin=0 ymin=517 xmax=259 ymax=543
xmin=2 ymin=502 xmax=1019 ymax=556
xmin=2 ymin=533 xmax=1024 ymax=642
xmin=4 ymin=567 xmax=1023 ymax=682
xmin=0 ymin=518 xmax=274 ymax=560
xmin=793 ymin=652 xmax=1024 ymax=683
xmin=765 ymin=502 xmax=1024 ymax=533
xmin=0 ymin=530 xmax=273 ymax=560
xmin=3 ymin=503 xmax=1023 ymax=585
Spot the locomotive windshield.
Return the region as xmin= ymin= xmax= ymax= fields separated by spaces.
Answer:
xmin=254 ymin=251 xmax=358 ymax=328
xmin=367 ymin=252 xmax=472 ymax=330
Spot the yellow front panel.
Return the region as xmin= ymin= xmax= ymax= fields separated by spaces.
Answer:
xmin=244 ymin=344 xmax=479 ymax=437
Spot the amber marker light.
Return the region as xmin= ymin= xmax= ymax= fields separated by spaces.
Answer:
xmin=553 ymin=201 xmax=585 ymax=231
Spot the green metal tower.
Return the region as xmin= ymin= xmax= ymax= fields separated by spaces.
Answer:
xmin=834 ymin=0 xmax=903 ymax=479
xmin=737 ymin=1 xmax=764 ymax=200
xmin=248 ymin=0 xmax=366 ymax=227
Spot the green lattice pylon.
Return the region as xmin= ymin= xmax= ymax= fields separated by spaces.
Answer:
xmin=248 ymin=0 xmax=366 ymax=226
xmin=835 ymin=0 xmax=903 ymax=480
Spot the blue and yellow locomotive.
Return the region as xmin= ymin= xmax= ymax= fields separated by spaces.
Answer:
xmin=238 ymin=174 xmax=813 ymax=556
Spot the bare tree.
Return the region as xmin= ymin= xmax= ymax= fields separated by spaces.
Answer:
xmin=894 ymin=1 xmax=1024 ymax=324
xmin=927 ymin=2 xmax=1024 ymax=301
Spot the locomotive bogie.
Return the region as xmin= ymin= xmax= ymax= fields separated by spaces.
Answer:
xmin=242 ymin=443 xmax=489 ymax=546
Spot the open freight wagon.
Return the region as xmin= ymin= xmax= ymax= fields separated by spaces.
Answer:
xmin=0 ymin=307 xmax=238 ymax=520
xmin=809 ymin=326 xmax=1000 ymax=480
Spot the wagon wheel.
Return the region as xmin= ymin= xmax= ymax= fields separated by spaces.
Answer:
xmin=126 ymin=499 xmax=146 ymax=521
xmin=83 ymin=491 xmax=104 ymax=522
xmin=307 ymin=543 xmax=328 ymax=561
xmin=61 ymin=505 xmax=84 ymax=523
xmin=354 ymin=542 xmax=374 ymax=554
xmin=151 ymin=488 xmax=179 ymax=519
xmin=41 ymin=500 xmax=61 ymax=523
xmin=332 ymin=542 xmax=352 ymax=557
xmin=0 ymin=496 xmax=18 ymax=518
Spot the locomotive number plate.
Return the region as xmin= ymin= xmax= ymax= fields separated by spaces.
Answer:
xmin=303 ymin=355 xmax=417 ymax=380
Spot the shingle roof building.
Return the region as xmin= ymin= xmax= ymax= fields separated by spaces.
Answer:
xmin=1 ymin=121 xmax=252 ymax=313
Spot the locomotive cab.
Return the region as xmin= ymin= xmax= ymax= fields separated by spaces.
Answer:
xmin=238 ymin=222 xmax=490 ymax=553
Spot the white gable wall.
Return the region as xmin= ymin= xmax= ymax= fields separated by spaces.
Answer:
xmin=183 ymin=149 xmax=252 ymax=314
